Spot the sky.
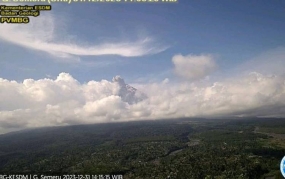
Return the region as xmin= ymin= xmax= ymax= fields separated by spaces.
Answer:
xmin=0 ymin=0 xmax=285 ymax=133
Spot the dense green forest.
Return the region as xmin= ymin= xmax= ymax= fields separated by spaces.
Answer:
xmin=0 ymin=118 xmax=285 ymax=179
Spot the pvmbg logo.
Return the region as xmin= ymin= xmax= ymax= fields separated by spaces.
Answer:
xmin=281 ymin=156 xmax=285 ymax=178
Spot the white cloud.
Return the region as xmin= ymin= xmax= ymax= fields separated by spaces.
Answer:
xmin=0 ymin=13 xmax=167 ymax=62
xmin=236 ymin=47 xmax=285 ymax=76
xmin=172 ymin=54 xmax=217 ymax=80
xmin=1 ymin=71 xmax=285 ymax=134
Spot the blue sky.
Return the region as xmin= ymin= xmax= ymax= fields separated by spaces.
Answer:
xmin=1 ymin=0 xmax=285 ymax=83
xmin=1 ymin=0 xmax=285 ymax=133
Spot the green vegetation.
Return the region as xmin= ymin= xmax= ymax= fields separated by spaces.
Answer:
xmin=259 ymin=127 xmax=285 ymax=134
xmin=0 ymin=118 xmax=285 ymax=178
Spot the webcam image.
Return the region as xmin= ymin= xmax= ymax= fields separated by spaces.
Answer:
xmin=0 ymin=1 xmax=285 ymax=179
